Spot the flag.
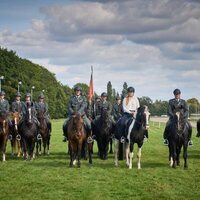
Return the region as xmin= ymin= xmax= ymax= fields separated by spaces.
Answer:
xmin=88 ymin=66 xmax=94 ymax=100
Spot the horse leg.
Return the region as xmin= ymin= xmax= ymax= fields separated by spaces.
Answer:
xmin=109 ymin=138 xmax=113 ymax=154
xmin=183 ymin=142 xmax=188 ymax=169
xmin=22 ymin=138 xmax=28 ymax=160
xmin=129 ymin=143 xmax=134 ymax=169
xmin=11 ymin=138 xmax=14 ymax=156
xmin=47 ymin=134 xmax=50 ymax=155
xmin=36 ymin=140 xmax=39 ymax=156
xmin=168 ymin=143 xmax=173 ymax=167
xmin=172 ymin=143 xmax=177 ymax=169
xmin=176 ymin=146 xmax=181 ymax=166
xmin=77 ymin=142 xmax=82 ymax=168
xmin=114 ymin=139 xmax=119 ymax=167
xmin=137 ymin=146 xmax=142 ymax=169
xmin=69 ymin=142 xmax=73 ymax=167
xmin=43 ymin=138 xmax=47 ymax=156
xmin=2 ymin=138 xmax=8 ymax=162
xmin=17 ymin=140 xmax=21 ymax=157
xmin=88 ymin=142 xmax=93 ymax=164
xmin=39 ymin=139 xmax=42 ymax=155
xmin=125 ymin=142 xmax=130 ymax=167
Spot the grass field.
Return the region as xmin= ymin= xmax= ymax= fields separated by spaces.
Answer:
xmin=0 ymin=119 xmax=200 ymax=200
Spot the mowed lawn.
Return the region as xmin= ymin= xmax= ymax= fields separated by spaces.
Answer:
xmin=0 ymin=119 xmax=200 ymax=200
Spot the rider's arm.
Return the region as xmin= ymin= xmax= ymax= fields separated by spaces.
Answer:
xmin=68 ymin=97 xmax=74 ymax=115
xmin=167 ymin=100 xmax=174 ymax=118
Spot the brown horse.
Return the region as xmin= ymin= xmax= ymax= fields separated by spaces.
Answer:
xmin=11 ymin=112 xmax=22 ymax=157
xmin=36 ymin=111 xmax=50 ymax=156
xmin=67 ymin=113 xmax=93 ymax=167
xmin=0 ymin=112 xmax=9 ymax=161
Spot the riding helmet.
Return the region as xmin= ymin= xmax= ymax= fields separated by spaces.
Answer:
xmin=173 ymin=89 xmax=181 ymax=95
xmin=39 ymin=93 xmax=45 ymax=99
xmin=0 ymin=91 xmax=5 ymax=96
xmin=15 ymin=92 xmax=21 ymax=97
xmin=127 ymin=87 xmax=135 ymax=93
xmin=74 ymin=86 xmax=82 ymax=91
xmin=116 ymin=96 xmax=121 ymax=100
xmin=25 ymin=93 xmax=31 ymax=97
xmin=101 ymin=92 xmax=107 ymax=97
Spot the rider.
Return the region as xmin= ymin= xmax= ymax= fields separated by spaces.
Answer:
xmin=0 ymin=91 xmax=12 ymax=138
xmin=35 ymin=93 xmax=52 ymax=135
xmin=120 ymin=87 xmax=140 ymax=143
xmin=93 ymin=92 xmax=114 ymax=124
xmin=62 ymin=86 xmax=91 ymax=142
xmin=112 ymin=95 xmax=123 ymax=123
xmin=163 ymin=89 xmax=193 ymax=146
xmin=21 ymin=93 xmax=41 ymax=139
xmin=11 ymin=92 xmax=23 ymax=114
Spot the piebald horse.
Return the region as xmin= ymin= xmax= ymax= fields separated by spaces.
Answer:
xmin=114 ymin=106 xmax=150 ymax=169
xmin=0 ymin=112 xmax=9 ymax=161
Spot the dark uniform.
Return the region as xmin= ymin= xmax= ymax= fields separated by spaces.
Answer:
xmin=163 ymin=89 xmax=192 ymax=145
xmin=11 ymin=92 xmax=23 ymax=114
xmin=35 ymin=94 xmax=52 ymax=133
xmin=112 ymin=99 xmax=123 ymax=122
xmin=0 ymin=91 xmax=10 ymax=114
xmin=93 ymin=92 xmax=114 ymax=125
xmin=63 ymin=86 xmax=91 ymax=139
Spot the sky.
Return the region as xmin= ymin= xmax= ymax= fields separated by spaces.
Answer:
xmin=0 ymin=0 xmax=200 ymax=101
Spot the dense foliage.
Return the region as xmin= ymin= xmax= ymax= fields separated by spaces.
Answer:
xmin=0 ymin=47 xmax=71 ymax=119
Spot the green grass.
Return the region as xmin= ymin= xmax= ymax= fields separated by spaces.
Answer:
xmin=0 ymin=120 xmax=200 ymax=200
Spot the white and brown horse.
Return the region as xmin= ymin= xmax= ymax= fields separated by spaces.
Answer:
xmin=114 ymin=106 xmax=150 ymax=169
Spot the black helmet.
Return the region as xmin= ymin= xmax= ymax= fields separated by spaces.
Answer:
xmin=0 ymin=91 xmax=5 ymax=96
xmin=74 ymin=86 xmax=82 ymax=91
xmin=25 ymin=93 xmax=31 ymax=97
xmin=39 ymin=93 xmax=45 ymax=99
xmin=127 ymin=87 xmax=135 ymax=93
xmin=0 ymin=91 xmax=6 ymax=96
xmin=116 ymin=96 xmax=121 ymax=100
xmin=173 ymin=89 xmax=181 ymax=95
xmin=15 ymin=92 xmax=21 ymax=97
xmin=101 ymin=92 xmax=107 ymax=97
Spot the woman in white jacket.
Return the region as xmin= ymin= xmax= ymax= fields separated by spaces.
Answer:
xmin=117 ymin=87 xmax=140 ymax=143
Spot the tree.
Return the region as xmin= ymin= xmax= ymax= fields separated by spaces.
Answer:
xmin=107 ymin=81 xmax=112 ymax=102
xmin=187 ymin=98 xmax=200 ymax=114
xmin=121 ymin=82 xmax=128 ymax=99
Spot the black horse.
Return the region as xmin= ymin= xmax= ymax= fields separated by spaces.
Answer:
xmin=20 ymin=103 xmax=38 ymax=160
xmin=92 ymin=109 xmax=114 ymax=160
xmin=165 ymin=109 xmax=191 ymax=169
xmin=114 ymin=106 xmax=150 ymax=169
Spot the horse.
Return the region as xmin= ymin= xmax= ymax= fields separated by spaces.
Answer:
xmin=92 ymin=109 xmax=114 ymax=160
xmin=10 ymin=112 xmax=22 ymax=157
xmin=20 ymin=103 xmax=38 ymax=160
xmin=166 ymin=109 xmax=191 ymax=169
xmin=68 ymin=113 xmax=93 ymax=167
xmin=36 ymin=111 xmax=50 ymax=156
xmin=0 ymin=111 xmax=9 ymax=161
xmin=197 ymin=119 xmax=200 ymax=137
xmin=114 ymin=106 xmax=150 ymax=169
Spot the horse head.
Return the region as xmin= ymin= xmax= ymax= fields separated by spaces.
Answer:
xmin=136 ymin=106 xmax=150 ymax=130
xmin=175 ymin=109 xmax=185 ymax=132
xmin=72 ymin=112 xmax=84 ymax=136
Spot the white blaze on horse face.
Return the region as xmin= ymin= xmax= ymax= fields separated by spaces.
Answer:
xmin=28 ymin=108 xmax=31 ymax=121
xmin=14 ymin=117 xmax=18 ymax=130
xmin=176 ymin=112 xmax=180 ymax=130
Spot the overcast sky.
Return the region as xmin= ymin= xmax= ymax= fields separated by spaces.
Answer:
xmin=0 ymin=0 xmax=200 ymax=101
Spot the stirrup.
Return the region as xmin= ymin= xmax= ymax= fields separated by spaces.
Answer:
xmin=87 ymin=136 xmax=94 ymax=144
xmin=120 ymin=136 xmax=125 ymax=143
xmin=8 ymin=134 xmax=12 ymax=141
xmin=16 ymin=134 xmax=21 ymax=141
xmin=37 ymin=134 xmax=42 ymax=140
